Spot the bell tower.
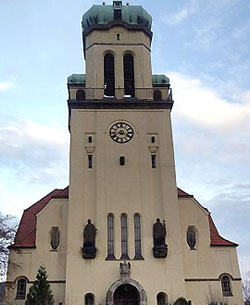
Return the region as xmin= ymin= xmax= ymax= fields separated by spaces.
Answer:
xmin=66 ymin=1 xmax=185 ymax=303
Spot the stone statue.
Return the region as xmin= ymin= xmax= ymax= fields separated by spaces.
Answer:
xmin=120 ymin=260 xmax=131 ymax=280
xmin=83 ymin=219 xmax=97 ymax=247
xmin=153 ymin=218 xmax=166 ymax=247
xmin=82 ymin=219 xmax=97 ymax=259
xmin=153 ymin=218 xmax=168 ymax=258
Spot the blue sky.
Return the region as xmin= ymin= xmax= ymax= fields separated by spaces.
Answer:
xmin=0 ymin=0 xmax=250 ymax=276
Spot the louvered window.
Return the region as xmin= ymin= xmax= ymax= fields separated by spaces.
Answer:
xmin=124 ymin=54 xmax=135 ymax=97
xmin=104 ymin=53 xmax=115 ymax=97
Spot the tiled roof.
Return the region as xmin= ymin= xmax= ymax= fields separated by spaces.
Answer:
xmin=10 ymin=187 xmax=68 ymax=248
xmin=177 ymin=187 xmax=194 ymax=198
xmin=208 ymin=214 xmax=238 ymax=247
xmin=178 ymin=188 xmax=237 ymax=247
xmin=10 ymin=187 xmax=237 ymax=248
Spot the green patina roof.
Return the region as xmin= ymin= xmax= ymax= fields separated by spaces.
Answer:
xmin=152 ymin=74 xmax=170 ymax=85
xmin=67 ymin=74 xmax=86 ymax=85
xmin=82 ymin=2 xmax=152 ymax=32
xmin=67 ymin=74 xmax=170 ymax=86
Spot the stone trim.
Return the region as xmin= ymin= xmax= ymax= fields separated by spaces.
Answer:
xmin=68 ymin=100 xmax=173 ymax=110
xmin=105 ymin=258 xmax=145 ymax=261
xmin=185 ymin=278 xmax=241 ymax=282
xmin=210 ymin=244 xmax=238 ymax=247
xmin=106 ymin=278 xmax=147 ymax=305
xmin=6 ymin=280 xmax=66 ymax=284
xmin=152 ymin=84 xmax=169 ymax=88
xmin=83 ymin=22 xmax=153 ymax=40
xmin=86 ymin=43 xmax=151 ymax=53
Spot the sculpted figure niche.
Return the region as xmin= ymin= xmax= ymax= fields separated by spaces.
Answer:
xmin=82 ymin=219 xmax=97 ymax=259
xmin=120 ymin=260 xmax=131 ymax=280
xmin=153 ymin=218 xmax=168 ymax=258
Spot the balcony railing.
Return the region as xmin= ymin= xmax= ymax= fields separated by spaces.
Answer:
xmin=71 ymin=87 xmax=173 ymax=102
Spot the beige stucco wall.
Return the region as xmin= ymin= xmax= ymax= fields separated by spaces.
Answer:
xmin=5 ymin=178 xmax=244 ymax=305
xmin=5 ymin=199 xmax=68 ymax=305
xmin=179 ymin=197 xmax=244 ymax=304
xmin=65 ymin=107 xmax=186 ymax=304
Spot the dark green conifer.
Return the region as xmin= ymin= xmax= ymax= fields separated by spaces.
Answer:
xmin=25 ymin=265 xmax=54 ymax=305
xmin=173 ymin=297 xmax=189 ymax=305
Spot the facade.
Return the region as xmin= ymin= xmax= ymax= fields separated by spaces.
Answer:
xmin=5 ymin=2 xmax=244 ymax=305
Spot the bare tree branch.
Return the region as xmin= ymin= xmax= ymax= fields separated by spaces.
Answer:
xmin=0 ymin=212 xmax=18 ymax=281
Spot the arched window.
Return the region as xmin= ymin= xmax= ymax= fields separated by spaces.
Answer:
xmin=51 ymin=227 xmax=60 ymax=250
xmin=187 ymin=226 xmax=196 ymax=250
xmin=157 ymin=292 xmax=168 ymax=305
xmin=16 ymin=278 xmax=26 ymax=299
xmin=104 ymin=53 xmax=115 ymax=97
xmin=121 ymin=214 xmax=129 ymax=259
xmin=123 ymin=53 xmax=135 ymax=97
xmin=107 ymin=214 xmax=115 ymax=260
xmin=134 ymin=214 xmax=143 ymax=259
xmin=76 ymin=89 xmax=86 ymax=101
xmin=85 ymin=293 xmax=94 ymax=305
xmin=153 ymin=90 xmax=162 ymax=101
xmin=220 ymin=275 xmax=233 ymax=296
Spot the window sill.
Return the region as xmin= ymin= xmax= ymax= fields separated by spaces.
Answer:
xmin=106 ymin=254 xmax=116 ymax=260
xmin=120 ymin=254 xmax=130 ymax=260
xmin=223 ymin=293 xmax=233 ymax=297
xmin=105 ymin=257 xmax=145 ymax=261
xmin=134 ymin=254 xmax=144 ymax=260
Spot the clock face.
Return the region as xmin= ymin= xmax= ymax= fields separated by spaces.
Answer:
xmin=109 ymin=122 xmax=134 ymax=143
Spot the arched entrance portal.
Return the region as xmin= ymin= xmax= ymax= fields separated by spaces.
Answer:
xmin=106 ymin=278 xmax=146 ymax=305
xmin=114 ymin=284 xmax=139 ymax=305
xmin=106 ymin=262 xmax=147 ymax=305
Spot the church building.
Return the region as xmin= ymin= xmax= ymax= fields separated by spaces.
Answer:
xmin=5 ymin=1 xmax=244 ymax=305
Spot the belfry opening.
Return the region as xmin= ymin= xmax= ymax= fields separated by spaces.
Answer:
xmin=104 ymin=53 xmax=115 ymax=97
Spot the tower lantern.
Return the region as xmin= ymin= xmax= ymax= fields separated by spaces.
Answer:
xmin=68 ymin=1 xmax=171 ymax=102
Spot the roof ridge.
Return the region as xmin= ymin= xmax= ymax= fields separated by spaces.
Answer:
xmin=24 ymin=189 xmax=63 ymax=211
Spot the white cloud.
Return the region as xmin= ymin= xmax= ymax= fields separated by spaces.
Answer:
xmin=0 ymin=118 xmax=69 ymax=215
xmin=162 ymin=0 xmax=198 ymax=25
xmin=0 ymin=119 xmax=68 ymax=147
xmin=170 ymin=73 xmax=250 ymax=270
xmin=0 ymin=82 xmax=15 ymax=91
xmin=203 ymin=183 xmax=250 ymax=275
xmin=169 ymin=71 xmax=250 ymax=133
